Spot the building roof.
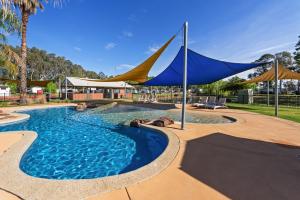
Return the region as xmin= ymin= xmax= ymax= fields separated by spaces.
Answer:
xmin=66 ymin=77 xmax=134 ymax=88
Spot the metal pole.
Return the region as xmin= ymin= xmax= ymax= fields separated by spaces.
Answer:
xmin=274 ymin=59 xmax=279 ymax=117
xmin=124 ymin=82 xmax=127 ymax=99
xmin=58 ymin=78 xmax=61 ymax=99
xmin=267 ymin=81 xmax=269 ymax=106
xmin=65 ymin=77 xmax=68 ymax=100
xmin=181 ymin=21 xmax=188 ymax=130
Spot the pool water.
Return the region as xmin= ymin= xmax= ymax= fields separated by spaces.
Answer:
xmin=0 ymin=105 xmax=232 ymax=180
xmin=0 ymin=107 xmax=168 ymax=179
xmin=97 ymin=104 xmax=233 ymax=125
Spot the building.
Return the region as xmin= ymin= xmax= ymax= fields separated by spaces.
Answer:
xmin=30 ymin=87 xmax=43 ymax=94
xmin=0 ymin=85 xmax=10 ymax=97
xmin=63 ymin=77 xmax=134 ymax=101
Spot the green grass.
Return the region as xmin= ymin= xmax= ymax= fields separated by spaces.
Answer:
xmin=227 ymin=103 xmax=300 ymax=123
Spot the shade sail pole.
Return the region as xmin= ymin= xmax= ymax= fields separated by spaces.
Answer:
xmin=65 ymin=77 xmax=68 ymax=100
xmin=274 ymin=59 xmax=279 ymax=117
xmin=181 ymin=21 xmax=188 ymax=130
xmin=267 ymin=81 xmax=269 ymax=106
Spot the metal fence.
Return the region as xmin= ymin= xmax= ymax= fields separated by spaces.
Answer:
xmin=132 ymin=93 xmax=300 ymax=108
xmin=251 ymin=94 xmax=300 ymax=107
xmin=0 ymin=94 xmax=20 ymax=102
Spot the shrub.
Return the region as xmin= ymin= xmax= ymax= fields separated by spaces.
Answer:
xmin=7 ymin=82 xmax=17 ymax=94
xmin=45 ymin=82 xmax=57 ymax=94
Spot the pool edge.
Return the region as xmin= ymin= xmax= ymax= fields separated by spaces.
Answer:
xmin=0 ymin=125 xmax=180 ymax=200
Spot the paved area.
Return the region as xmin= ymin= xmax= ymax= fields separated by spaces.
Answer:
xmin=1 ymin=104 xmax=300 ymax=200
xmin=90 ymin=105 xmax=300 ymax=200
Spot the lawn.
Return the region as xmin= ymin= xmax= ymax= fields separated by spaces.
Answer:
xmin=227 ymin=103 xmax=300 ymax=123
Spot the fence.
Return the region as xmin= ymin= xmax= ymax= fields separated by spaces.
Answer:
xmin=0 ymin=94 xmax=20 ymax=102
xmin=0 ymin=93 xmax=56 ymax=104
xmin=251 ymin=94 xmax=300 ymax=107
xmin=133 ymin=93 xmax=300 ymax=108
xmin=1 ymin=92 xmax=134 ymax=104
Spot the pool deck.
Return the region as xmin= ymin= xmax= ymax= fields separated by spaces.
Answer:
xmin=1 ymin=103 xmax=300 ymax=200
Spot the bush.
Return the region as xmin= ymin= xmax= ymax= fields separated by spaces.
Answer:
xmin=45 ymin=82 xmax=57 ymax=94
xmin=7 ymin=82 xmax=17 ymax=94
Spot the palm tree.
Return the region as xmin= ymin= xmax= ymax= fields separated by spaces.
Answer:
xmin=0 ymin=8 xmax=20 ymax=79
xmin=17 ymin=1 xmax=44 ymax=103
xmin=1 ymin=0 xmax=62 ymax=104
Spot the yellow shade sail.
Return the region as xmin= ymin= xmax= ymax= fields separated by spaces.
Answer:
xmin=245 ymin=64 xmax=300 ymax=83
xmin=87 ymin=35 xmax=176 ymax=83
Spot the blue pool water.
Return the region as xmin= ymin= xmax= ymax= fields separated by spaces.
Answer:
xmin=0 ymin=107 xmax=168 ymax=179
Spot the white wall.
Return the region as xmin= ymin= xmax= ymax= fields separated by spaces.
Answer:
xmin=0 ymin=86 xmax=10 ymax=96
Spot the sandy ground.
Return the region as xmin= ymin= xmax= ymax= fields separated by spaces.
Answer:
xmin=1 ymin=103 xmax=300 ymax=200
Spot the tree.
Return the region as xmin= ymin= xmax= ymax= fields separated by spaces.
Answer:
xmin=46 ymin=82 xmax=57 ymax=93
xmin=8 ymin=45 xmax=107 ymax=81
xmin=13 ymin=1 xmax=45 ymax=104
xmin=7 ymin=82 xmax=17 ymax=93
xmin=275 ymin=51 xmax=293 ymax=92
xmin=293 ymin=35 xmax=300 ymax=93
xmin=248 ymin=51 xmax=296 ymax=93
xmin=248 ymin=54 xmax=274 ymax=79
xmin=199 ymin=80 xmax=226 ymax=96
xmin=0 ymin=8 xmax=20 ymax=43
xmin=98 ymin=72 xmax=107 ymax=79
xmin=294 ymin=36 xmax=300 ymax=67
xmin=2 ymin=0 xmax=62 ymax=104
xmin=221 ymin=76 xmax=254 ymax=95
xmin=0 ymin=8 xmax=20 ymax=79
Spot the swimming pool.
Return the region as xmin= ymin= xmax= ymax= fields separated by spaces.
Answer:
xmin=97 ymin=104 xmax=233 ymax=124
xmin=0 ymin=106 xmax=168 ymax=179
xmin=0 ymin=104 xmax=232 ymax=180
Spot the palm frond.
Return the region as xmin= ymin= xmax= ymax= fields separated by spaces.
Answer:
xmin=1 ymin=0 xmax=64 ymax=15
xmin=0 ymin=45 xmax=23 ymax=66
xmin=0 ymin=8 xmax=20 ymax=36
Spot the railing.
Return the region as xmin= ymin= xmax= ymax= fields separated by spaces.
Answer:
xmin=0 ymin=93 xmax=57 ymax=104
xmin=0 ymin=93 xmax=20 ymax=102
xmin=133 ymin=93 xmax=300 ymax=108
xmin=252 ymin=94 xmax=300 ymax=107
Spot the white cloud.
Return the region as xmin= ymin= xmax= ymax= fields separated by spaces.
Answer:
xmin=123 ymin=31 xmax=133 ymax=37
xmin=105 ymin=42 xmax=117 ymax=50
xmin=252 ymin=42 xmax=294 ymax=55
xmin=146 ymin=44 xmax=160 ymax=54
xmin=73 ymin=46 xmax=81 ymax=52
xmin=116 ymin=64 xmax=134 ymax=70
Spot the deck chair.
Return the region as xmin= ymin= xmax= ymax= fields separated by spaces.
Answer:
xmin=202 ymin=96 xmax=216 ymax=108
xmin=207 ymin=98 xmax=227 ymax=109
xmin=138 ymin=94 xmax=146 ymax=103
xmin=192 ymin=96 xmax=208 ymax=107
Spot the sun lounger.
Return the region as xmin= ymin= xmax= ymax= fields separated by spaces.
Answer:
xmin=138 ymin=94 xmax=147 ymax=103
xmin=200 ymin=96 xmax=216 ymax=108
xmin=192 ymin=96 xmax=208 ymax=107
xmin=206 ymin=98 xmax=227 ymax=109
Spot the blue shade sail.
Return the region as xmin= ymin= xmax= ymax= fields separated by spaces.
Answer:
xmin=144 ymin=47 xmax=266 ymax=86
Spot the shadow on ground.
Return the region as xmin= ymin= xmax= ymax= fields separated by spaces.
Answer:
xmin=180 ymin=133 xmax=300 ymax=200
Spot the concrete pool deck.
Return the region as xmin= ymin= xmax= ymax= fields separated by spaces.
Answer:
xmin=1 ymin=103 xmax=300 ymax=199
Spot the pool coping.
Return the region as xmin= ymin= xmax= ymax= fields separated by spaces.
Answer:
xmin=0 ymin=104 xmax=78 ymax=126
xmin=0 ymin=123 xmax=180 ymax=199
xmin=0 ymin=113 xmax=30 ymax=126
xmin=0 ymin=103 xmax=238 ymax=200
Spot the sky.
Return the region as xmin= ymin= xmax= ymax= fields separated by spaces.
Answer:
xmin=6 ymin=0 xmax=300 ymax=78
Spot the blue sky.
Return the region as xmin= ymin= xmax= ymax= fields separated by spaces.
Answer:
xmin=7 ymin=0 xmax=300 ymax=78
